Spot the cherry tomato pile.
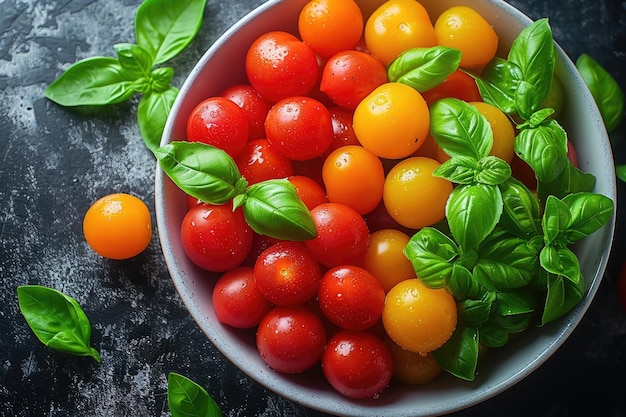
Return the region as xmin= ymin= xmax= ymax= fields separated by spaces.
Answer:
xmin=177 ymin=0 xmax=544 ymax=400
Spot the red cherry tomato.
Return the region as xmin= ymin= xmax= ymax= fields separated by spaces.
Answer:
xmin=304 ymin=202 xmax=370 ymax=268
xmin=220 ymin=84 xmax=272 ymax=139
xmin=256 ymin=305 xmax=327 ymax=374
xmin=320 ymin=50 xmax=389 ymax=110
xmin=186 ymin=96 xmax=249 ymax=158
xmin=254 ymin=241 xmax=322 ymax=305
xmin=265 ymin=96 xmax=334 ymax=160
xmin=245 ymin=31 xmax=319 ymax=103
xmin=421 ymin=69 xmax=482 ymax=106
xmin=323 ymin=106 xmax=360 ymax=158
xmin=235 ymin=138 xmax=294 ymax=185
xmin=287 ymin=175 xmax=329 ymax=210
xmin=322 ymin=330 xmax=393 ymax=399
xmin=180 ymin=202 xmax=253 ymax=272
xmin=212 ymin=266 xmax=271 ymax=329
xmin=318 ymin=265 xmax=385 ymax=330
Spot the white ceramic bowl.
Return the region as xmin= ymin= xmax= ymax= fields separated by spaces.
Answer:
xmin=155 ymin=0 xmax=616 ymax=415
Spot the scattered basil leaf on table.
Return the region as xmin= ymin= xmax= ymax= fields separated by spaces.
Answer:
xmin=17 ymin=285 xmax=101 ymax=362
xmin=167 ymin=372 xmax=222 ymax=417
xmin=44 ymin=0 xmax=208 ymax=151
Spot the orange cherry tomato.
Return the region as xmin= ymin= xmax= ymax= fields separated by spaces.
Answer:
xmin=362 ymin=229 xmax=416 ymax=292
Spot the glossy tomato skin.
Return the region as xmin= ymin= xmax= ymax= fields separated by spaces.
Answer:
xmin=421 ymin=69 xmax=482 ymax=106
xmin=320 ymin=50 xmax=388 ymax=110
xmin=180 ymin=202 xmax=253 ymax=272
xmin=256 ymin=305 xmax=327 ymax=374
xmin=304 ymin=202 xmax=370 ymax=268
xmin=245 ymin=31 xmax=319 ymax=103
xmin=265 ymin=96 xmax=334 ymax=160
xmin=254 ymin=241 xmax=322 ymax=305
xmin=322 ymin=330 xmax=393 ymax=399
xmin=324 ymin=107 xmax=360 ymax=157
xmin=212 ymin=266 xmax=271 ymax=329
xmin=221 ymin=84 xmax=272 ymax=139
xmin=186 ymin=96 xmax=249 ymax=158
xmin=235 ymin=138 xmax=294 ymax=185
xmin=287 ymin=175 xmax=329 ymax=210
xmin=318 ymin=265 xmax=386 ymax=330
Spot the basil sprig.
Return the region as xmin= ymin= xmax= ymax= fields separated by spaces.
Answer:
xmin=168 ymin=372 xmax=222 ymax=417
xmin=44 ymin=0 xmax=208 ymax=151
xmin=405 ymin=91 xmax=613 ymax=380
xmin=17 ymin=285 xmax=101 ymax=362
xmin=387 ymin=46 xmax=461 ymax=92
xmin=156 ymin=141 xmax=316 ymax=241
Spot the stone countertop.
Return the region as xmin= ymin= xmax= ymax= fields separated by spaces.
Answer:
xmin=1 ymin=0 xmax=625 ymax=416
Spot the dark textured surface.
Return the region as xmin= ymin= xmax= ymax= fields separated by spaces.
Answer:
xmin=0 ymin=0 xmax=625 ymax=416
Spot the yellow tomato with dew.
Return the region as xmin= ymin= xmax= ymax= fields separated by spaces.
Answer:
xmin=385 ymin=336 xmax=443 ymax=384
xmin=362 ymin=229 xmax=416 ymax=292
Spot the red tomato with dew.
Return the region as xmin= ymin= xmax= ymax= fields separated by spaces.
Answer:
xmin=320 ymin=50 xmax=389 ymax=110
xmin=186 ymin=96 xmax=249 ymax=158
xmin=322 ymin=330 xmax=393 ymax=399
xmin=421 ymin=69 xmax=482 ymax=106
xmin=287 ymin=175 xmax=329 ymax=210
xmin=180 ymin=202 xmax=253 ymax=272
xmin=235 ymin=138 xmax=294 ymax=184
xmin=254 ymin=241 xmax=322 ymax=305
xmin=245 ymin=31 xmax=319 ymax=103
xmin=221 ymin=84 xmax=272 ymax=139
xmin=304 ymin=202 xmax=370 ymax=268
xmin=265 ymin=96 xmax=334 ymax=160
xmin=256 ymin=305 xmax=327 ymax=374
xmin=318 ymin=265 xmax=386 ymax=330
xmin=323 ymin=107 xmax=360 ymax=157
xmin=212 ymin=266 xmax=271 ymax=329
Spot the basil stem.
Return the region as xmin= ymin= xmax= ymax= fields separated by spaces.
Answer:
xmin=17 ymin=285 xmax=101 ymax=362
xmin=167 ymin=372 xmax=222 ymax=417
xmin=576 ymin=53 xmax=625 ymax=132
xmin=154 ymin=141 xmax=246 ymax=205
xmin=239 ymin=179 xmax=317 ymax=241
xmin=135 ymin=0 xmax=208 ymax=66
xmin=388 ymin=46 xmax=461 ymax=92
xmin=114 ymin=43 xmax=154 ymax=79
xmin=44 ymin=57 xmax=135 ymax=106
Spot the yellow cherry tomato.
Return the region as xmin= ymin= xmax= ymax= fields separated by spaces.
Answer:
xmin=83 ymin=193 xmax=152 ymax=260
xmin=362 ymin=229 xmax=416 ymax=292
xmin=383 ymin=157 xmax=452 ymax=229
xmin=353 ymin=82 xmax=430 ymax=159
xmin=385 ymin=336 xmax=443 ymax=384
xmin=434 ymin=6 xmax=498 ymax=69
xmin=364 ymin=0 xmax=437 ymax=66
xmin=383 ymin=278 xmax=457 ymax=353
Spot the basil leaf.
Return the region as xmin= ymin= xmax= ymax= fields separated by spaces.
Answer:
xmin=150 ymin=67 xmax=175 ymax=93
xmin=494 ymin=289 xmax=536 ymax=316
xmin=514 ymin=120 xmax=568 ymax=183
xmin=537 ymin=159 xmax=597 ymax=202
xmin=154 ymin=141 xmax=245 ymax=204
xmin=446 ymin=184 xmax=502 ymax=251
xmin=472 ymin=57 xmax=523 ymax=114
xmin=430 ymin=98 xmax=493 ymax=162
xmin=542 ymin=195 xmax=571 ymax=246
xmin=433 ymin=158 xmax=479 ymax=184
xmin=541 ymin=272 xmax=585 ymax=325
xmin=539 ymin=245 xmax=581 ymax=284
xmin=475 ymin=156 xmax=511 ymax=185
xmin=576 ymin=53 xmax=624 ymax=132
xmin=403 ymin=227 xmax=459 ymax=289
xmin=560 ymin=192 xmax=614 ymax=244
xmin=487 ymin=310 xmax=532 ymax=334
xmin=167 ymin=372 xmax=222 ymax=417
xmin=433 ymin=325 xmax=479 ymax=381
xmin=241 ymin=179 xmax=316 ymax=241
xmin=508 ymin=18 xmax=554 ymax=111
xmin=447 ymin=263 xmax=483 ymax=300
xmin=114 ymin=43 xmax=153 ymax=79
xmin=138 ymin=86 xmax=178 ymax=152
xmin=44 ymin=57 xmax=135 ymax=106
xmin=474 ymin=235 xmax=537 ymax=291
xmin=388 ymin=46 xmax=461 ymax=92
xmin=458 ymin=292 xmax=495 ymax=327
xmin=17 ymin=285 xmax=101 ymax=362
xmin=616 ymin=165 xmax=626 ymax=182
xmin=479 ymin=323 xmax=509 ymax=347
xmin=498 ymin=177 xmax=541 ymax=238
xmin=136 ymin=0 xmax=208 ymax=65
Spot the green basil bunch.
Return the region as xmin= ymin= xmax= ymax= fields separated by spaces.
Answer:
xmin=401 ymin=19 xmax=615 ymax=381
xmin=44 ymin=0 xmax=208 ymax=152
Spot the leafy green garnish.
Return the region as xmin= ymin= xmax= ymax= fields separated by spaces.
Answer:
xmin=17 ymin=285 xmax=101 ymax=362
xmin=388 ymin=46 xmax=461 ymax=92
xmin=44 ymin=0 xmax=208 ymax=151
xmin=167 ymin=372 xmax=222 ymax=417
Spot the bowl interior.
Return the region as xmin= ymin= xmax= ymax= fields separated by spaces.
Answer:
xmin=155 ymin=0 xmax=616 ymax=415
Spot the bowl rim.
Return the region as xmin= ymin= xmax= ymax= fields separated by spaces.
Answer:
xmin=155 ymin=0 xmax=617 ymax=415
